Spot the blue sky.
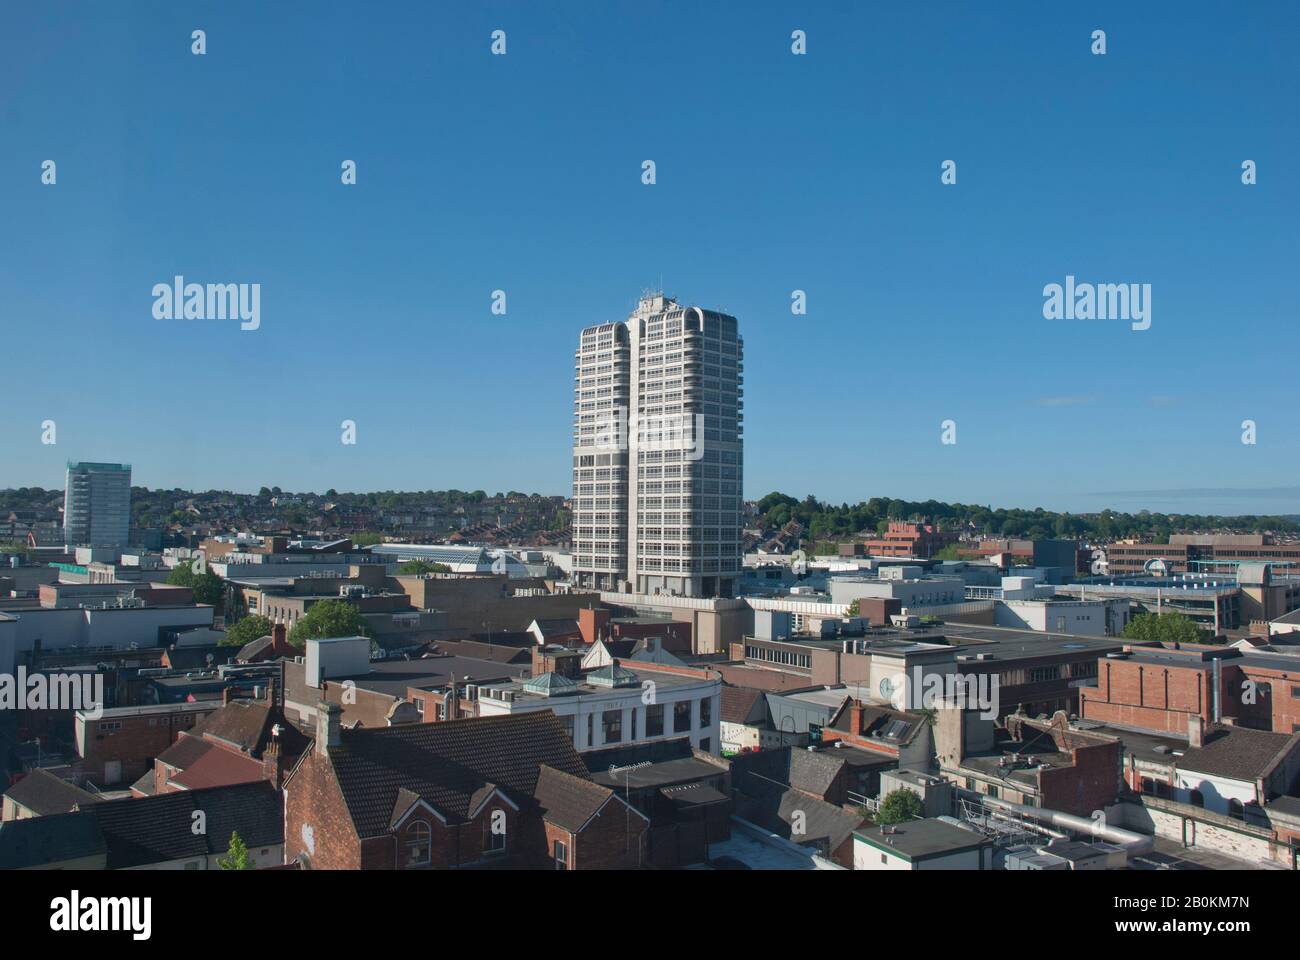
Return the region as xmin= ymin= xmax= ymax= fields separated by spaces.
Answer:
xmin=2 ymin=2 xmax=1296 ymax=514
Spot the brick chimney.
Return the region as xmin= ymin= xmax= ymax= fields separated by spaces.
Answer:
xmin=1188 ymin=715 xmax=1205 ymax=749
xmin=316 ymin=701 xmax=342 ymax=756
xmin=222 ymin=686 xmax=235 ymax=706
xmin=272 ymin=622 xmax=287 ymax=649
xmin=849 ymin=700 xmax=865 ymax=736
xmin=263 ymin=735 xmax=283 ymax=788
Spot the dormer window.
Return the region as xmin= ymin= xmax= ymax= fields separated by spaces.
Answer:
xmin=406 ymin=820 xmax=431 ymax=867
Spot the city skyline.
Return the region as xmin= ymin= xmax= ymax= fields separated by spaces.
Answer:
xmin=3 ymin=3 xmax=1297 ymax=514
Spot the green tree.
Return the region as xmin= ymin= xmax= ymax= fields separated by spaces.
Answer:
xmin=876 ymin=789 xmax=924 ymax=825
xmin=1121 ymin=612 xmax=1208 ymax=646
xmin=218 ymin=830 xmax=253 ymax=870
xmin=846 ymin=599 xmax=860 ymax=618
xmin=348 ymin=531 xmax=383 ymax=547
xmin=0 ymin=540 xmax=34 ymax=560
xmin=397 ymin=560 xmax=452 ymax=575
xmin=223 ymin=614 xmax=273 ymax=648
xmin=288 ymin=598 xmax=371 ymax=648
xmin=168 ymin=563 xmax=224 ymax=608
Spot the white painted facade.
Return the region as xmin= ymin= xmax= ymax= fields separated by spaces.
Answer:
xmin=477 ymin=675 xmax=722 ymax=755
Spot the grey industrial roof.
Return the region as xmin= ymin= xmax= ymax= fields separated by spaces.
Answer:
xmin=853 ymin=818 xmax=988 ymax=860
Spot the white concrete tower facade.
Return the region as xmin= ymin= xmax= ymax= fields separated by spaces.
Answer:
xmin=571 ymin=294 xmax=743 ymax=599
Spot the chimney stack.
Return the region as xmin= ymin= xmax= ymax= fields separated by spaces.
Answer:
xmin=850 ymin=700 xmax=865 ymax=736
xmin=1188 ymin=715 xmax=1205 ymax=750
xmin=316 ymin=701 xmax=342 ymax=755
xmin=263 ymin=736 xmax=283 ymax=789
xmin=272 ymin=622 xmax=287 ymax=648
xmin=222 ymin=686 xmax=235 ymax=706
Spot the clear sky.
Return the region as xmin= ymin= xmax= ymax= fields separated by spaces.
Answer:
xmin=2 ymin=2 xmax=1296 ymax=514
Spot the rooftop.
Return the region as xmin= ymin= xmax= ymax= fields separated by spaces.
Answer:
xmin=854 ymin=818 xmax=989 ymax=860
xmin=1176 ymin=726 xmax=1296 ymax=781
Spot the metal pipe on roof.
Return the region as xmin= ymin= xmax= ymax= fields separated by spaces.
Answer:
xmin=981 ymin=796 xmax=1153 ymax=853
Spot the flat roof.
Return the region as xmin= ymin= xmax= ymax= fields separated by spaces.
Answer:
xmin=776 ymin=688 xmax=853 ymax=709
xmin=287 ymin=654 xmax=523 ymax=699
xmin=854 ymin=819 xmax=988 ymax=860
xmin=938 ymin=623 xmax=1124 ymax=660
xmin=592 ymin=756 xmax=726 ymax=790
xmin=484 ymin=665 xmax=707 ymax=700
xmin=1069 ymin=721 xmax=1187 ymax=765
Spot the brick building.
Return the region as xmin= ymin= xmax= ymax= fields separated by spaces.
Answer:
xmin=283 ymin=709 xmax=648 ymax=869
xmin=74 ymin=701 xmax=220 ymax=788
xmin=863 ymin=522 xmax=957 ymax=559
xmin=1079 ymin=645 xmax=1300 ymax=736
xmin=940 ymin=712 xmax=1124 ymax=818
xmin=147 ymin=690 xmax=309 ymax=795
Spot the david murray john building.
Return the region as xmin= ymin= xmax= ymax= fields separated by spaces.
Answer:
xmin=63 ymin=461 xmax=132 ymax=549
xmin=571 ymin=294 xmax=743 ymax=599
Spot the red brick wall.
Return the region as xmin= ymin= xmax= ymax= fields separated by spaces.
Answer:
xmin=613 ymin=620 xmax=692 ymax=654
xmin=1240 ymin=666 xmax=1300 ymax=734
xmin=1080 ymin=658 xmax=1211 ymax=735
xmin=284 ymin=750 xmax=366 ymax=869
xmin=572 ymin=798 xmax=647 ymax=869
xmin=579 ymin=608 xmax=611 ymax=645
xmin=1038 ymin=740 xmax=1122 ymax=817
xmin=80 ymin=708 xmax=217 ymax=785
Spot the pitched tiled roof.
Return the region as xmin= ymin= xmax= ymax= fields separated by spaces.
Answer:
xmin=601 ymin=640 xmax=638 ymax=659
xmin=720 ymin=686 xmax=765 ymax=724
xmin=734 ymin=778 xmax=864 ymax=853
xmin=236 ymin=635 xmax=278 ymax=661
xmin=323 ymin=712 xmax=591 ymax=838
xmin=187 ymin=697 xmax=311 ymax=760
xmin=1177 ymin=727 xmax=1297 ymax=781
xmin=733 ymin=746 xmax=845 ymax=798
xmin=830 ymin=700 xmax=925 ymax=745
xmin=192 ymin=698 xmax=274 ymax=753
xmin=88 ymin=781 xmax=283 ymax=867
xmin=532 ymin=619 xmax=581 ymax=637
xmin=2 ymin=768 xmax=101 ymax=816
xmin=533 ymin=765 xmax=618 ymax=832
xmin=787 ymin=749 xmax=846 ymax=797
xmin=170 ymin=748 xmax=266 ymax=790
xmin=157 ymin=733 xmax=215 ymax=770
xmin=0 ymin=810 xmax=105 ymax=868
xmin=0 ymin=781 xmax=282 ymax=869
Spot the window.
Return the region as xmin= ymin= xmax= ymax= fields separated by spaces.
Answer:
xmin=560 ymin=714 xmax=575 ymax=743
xmin=603 ymin=709 xmax=623 ymax=744
xmin=880 ymin=853 xmax=887 ymax=864
xmin=406 ymin=821 xmax=431 ymax=866
xmin=674 ymin=701 xmax=692 ymax=733
xmin=646 ymin=703 xmax=664 ymax=737
xmin=700 ymin=696 xmax=712 ymax=726
xmin=486 ymin=814 xmax=507 ymax=854
xmin=586 ymin=713 xmax=593 ymax=747
xmin=554 ymin=839 xmax=568 ymax=870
